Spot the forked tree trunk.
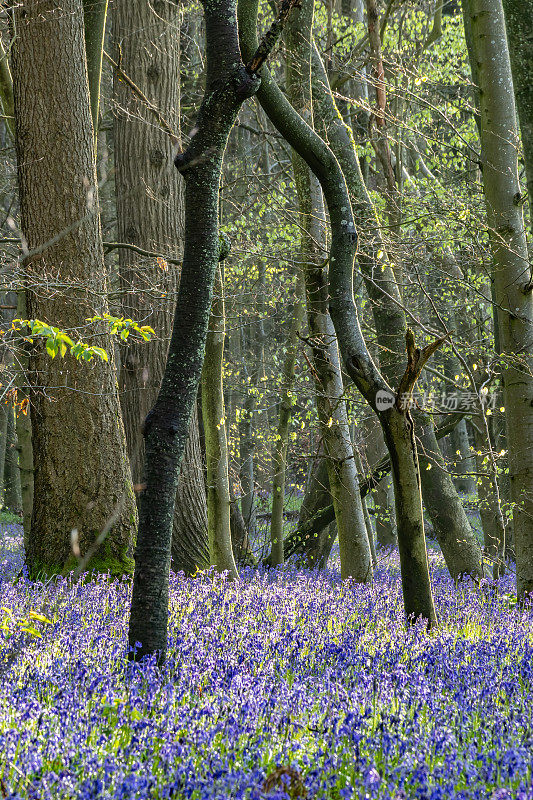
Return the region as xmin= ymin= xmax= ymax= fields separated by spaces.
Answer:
xmin=464 ymin=0 xmax=533 ymax=598
xmin=113 ymin=0 xmax=209 ymax=574
xmin=12 ymin=0 xmax=137 ymax=576
xmin=310 ymin=40 xmax=485 ymax=582
xmin=239 ymin=0 xmax=438 ymax=627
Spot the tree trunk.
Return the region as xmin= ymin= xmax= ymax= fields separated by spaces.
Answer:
xmin=0 ymin=397 xmax=7 ymax=507
xmin=283 ymin=411 xmax=467 ymax=559
xmin=449 ymin=419 xmax=476 ymax=495
xmin=416 ymin=419 xmax=484 ymax=580
xmin=464 ymin=0 xmax=533 ymax=599
xmin=374 ymin=478 xmax=396 ymax=548
xmin=501 ymin=0 xmax=533 ymax=217
xmin=285 ymin=0 xmax=372 ymax=582
xmin=269 ymin=287 xmax=305 ymax=566
xmin=127 ymin=0 xmax=265 ymax=661
xmin=15 ymin=286 xmax=34 ymax=552
xmin=471 ymin=413 xmax=505 ymax=570
xmin=113 ymin=0 xmax=209 ymax=574
xmin=3 ymin=406 xmax=21 ymax=514
xmin=12 ymin=0 xmax=137 ymax=577
xmin=201 ymin=264 xmax=238 ymax=577
xmin=238 ymin=326 xmax=258 ymax=537
xmin=83 ymin=0 xmax=108 ymax=136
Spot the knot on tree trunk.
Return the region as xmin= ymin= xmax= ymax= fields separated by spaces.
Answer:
xmin=234 ymin=65 xmax=261 ymax=100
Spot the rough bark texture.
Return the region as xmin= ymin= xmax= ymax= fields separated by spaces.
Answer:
xmin=202 ymin=264 xmax=238 ymax=577
xmin=12 ymin=0 xmax=137 ymax=576
xmin=501 ymin=0 xmax=533 ymax=215
xmin=128 ymin=0 xmax=261 ymax=661
xmin=113 ymin=0 xmax=209 ymax=574
xmin=464 ymin=0 xmax=533 ymax=598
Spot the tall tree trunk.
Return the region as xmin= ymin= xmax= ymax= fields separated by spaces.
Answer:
xmin=464 ymin=0 xmax=533 ymax=598
xmin=269 ymin=286 xmax=305 ymax=566
xmin=128 ymin=0 xmax=271 ymax=661
xmin=83 ymin=0 xmax=108 ymax=136
xmin=0 ymin=32 xmax=33 ymax=540
xmin=501 ymin=0 xmax=533 ymax=217
xmin=3 ymin=406 xmax=21 ymax=514
xmin=201 ymin=263 xmax=238 ymax=577
xmin=285 ymin=0 xmax=372 ymax=582
xmin=15 ymin=290 xmax=34 ymax=551
xmin=113 ymin=0 xmax=209 ymax=574
xmin=11 ymin=0 xmax=137 ymax=576
xmin=0 ymin=400 xmax=8 ymax=507
xmin=238 ymin=326 xmax=258 ymax=537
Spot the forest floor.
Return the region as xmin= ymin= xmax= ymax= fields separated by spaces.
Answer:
xmin=0 ymin=521 xmax=531 ymax=799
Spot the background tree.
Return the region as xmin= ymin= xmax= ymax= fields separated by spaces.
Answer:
xmin=112 ymin=0 xmax=209 ymax=575
xmin=11 ymin=0 xmax=137 ymax=576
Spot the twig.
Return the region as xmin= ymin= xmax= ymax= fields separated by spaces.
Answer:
xmin=104 ymin=48 xmax=179 ymax=144
xmin=246 ymin=0 xmax=300 ymax=75
xmin=103 ymin=241 xmax=182 ymax=265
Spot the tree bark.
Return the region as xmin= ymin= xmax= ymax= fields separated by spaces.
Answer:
xmin=3 ymin=406 xmax=21 ymax=514
xmin=464 ymin=0 xmax=533 ymax=598
xmin=12 ymin=0 xmax=137 ymax=576
xmin=201 ymin=263 xmax=239 ymax=577
xmin=128 ymin=0 xmax=266 ymax=661
xmin=269 ymin=286 xmax=305 ymax=566
xmin=113 ymin=0 xmax=209 ymax=575
xmin=501 ymin=0 xmax=533 ymax=217
xmin=83 ymin=0 xmax=108 ymax=136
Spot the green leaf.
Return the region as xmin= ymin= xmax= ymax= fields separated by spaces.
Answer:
xmin=46 ymin=339 xmax=58 ymax=358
